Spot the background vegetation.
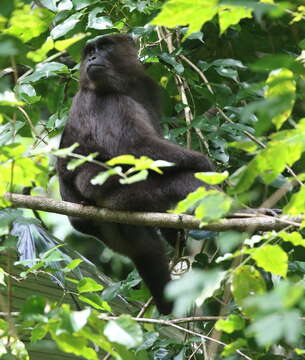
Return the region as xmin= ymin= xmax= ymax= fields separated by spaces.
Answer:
xmin=1 ymin=0 xmax=305 ymax=359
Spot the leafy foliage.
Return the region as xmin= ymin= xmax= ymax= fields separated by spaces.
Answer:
xmin=1 ymin=0 xmax=305 ymax=359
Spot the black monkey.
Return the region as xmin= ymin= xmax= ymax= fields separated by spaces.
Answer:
xmin=57 ymin=34 xmax=214 ymax=314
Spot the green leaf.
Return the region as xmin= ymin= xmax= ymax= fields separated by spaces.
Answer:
xmin=79 ymin=293 xmax=111 ymax=311
xmin=219 ymin=4 xmax=252 ymax=34
xmin=279 ymin=231 xmax=305 ymax=247
xmin=265 ymin=68 xmax=296 ymax=129
xmin=195 ymin=171 xmax=229 ymax=185
xmin=215 ymin=66 xmax=239 ymax=82
xmin=54 ymin=33 xmax=86 ymax=51
xmin=151 ymin=0 xmax=218 ymax=38
xmin=232 ymin=120 xmax=305 ymax=193
xmin=63 ymin=259 xmax=83 ymax=271
xmin=51 ymin=333 xmax=98 ymax=360
xmin=62 ymin=307 xmax=91 ymax=333
xmin=73 ymin=0 xmax=100 ymax=10
xmin=120 ymin=170 xmax=148 ymax=184
xmin=21 ymin=296 xmax=46 ymax=319
xmin=21 ymin=62 xmax=69 ymax=83
xmin=53 ymin=143 xmax=79 ymax=157
xmin=31 ymin=323 xmax=48 ymax=343
xmin=51 ymin=13 xmax=82 ymax=39
xmin=166 ymin=269 xmax=226 ymax=316
xmin=87 ymin=8 xmax=113 ymax=30
xmin=77 ymin=277 xmax=104 ymax=293
xmin=91 ymin=167 xmax=121 ymax=185
xmin=5 ymin=5 xmax=53 ymax=42
xmin=159 ymin=53 xmax=184 ymax=74
xmin=104 ymin=315 xmax=143 ymax=349
xmin=232 ymin=265 xmax=266 ymax=317
xmin=228 ymin=141 xmax=257 ymax=153
xmin=172 ymin=187 xmax=232 ymax=223
xmin=222 ymin=338 xmax=247 ymax=357
xmin=283 ymin=185 xmax=305 ymax=215
xmin=0 ymin=90 xmax=23 ymax=106
xmin=57 ymin=0 xmax=73 ymax=11
xmin=248 ymin=310 xmax=302 ymax=346
xmin=215 ymin=314 xmax=245 ymax=334
xmin=67 ymin=152 xmax=98 ymax=170
xmin=251 ymin=245 xmax=288 ymax=277
xmin=27 ymin=37 xmax=54 ymax=62
xmin=16 ymin=84 xmax=41 ymax=104
xmin=107 ymin=155 xmax=136 ymax=166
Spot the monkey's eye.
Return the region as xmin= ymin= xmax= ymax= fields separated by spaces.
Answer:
xmin=85 ymin=45 xmax=95 ymax=57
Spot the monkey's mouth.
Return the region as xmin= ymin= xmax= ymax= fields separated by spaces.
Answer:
xmin=88 ymin=64 xmax=105 ymax=71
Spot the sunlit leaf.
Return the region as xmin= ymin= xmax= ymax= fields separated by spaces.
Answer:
xmin=5 ymin=5 xmax=53 ymax=42
xmin=171 ymin=187 xmax=232 ymax=223
xmin=107 ymin=155 xmax=136 ymax=166
xmin=283 ymin=185 xmax=305 ymax=215
xmin=79 ymin=293 xmax=111 ymax=311
xmin=195 ymin=171 xmax=229 ymax=185
xmin=219 ymin=4 xmax=252 ymax=34
xmin=27 ymin=37 xmax=54 ymax=62
xmin=279 ymin=231 xmax=305 ymax=247
xmin=91 ymin=167 xmax=122 ymax=185
xmin=120 ymin=170 xmax=148 ymax=184
xmin=77 ymin=277 xmax=104 ymax=293
xmin=251 ymin=245 xmax=288 ymax=277
xmin=265 ymin=68 xmax=296 ymax=129
xmin=151 ymin=0 xmax=218 ymax=38
xmin=215 ymin=314 xmax=245 ymax=334
xmin=222 ymin=338 xmax=247 ymax=357
xmin=54 ymin=33 xmax=86 ymax=51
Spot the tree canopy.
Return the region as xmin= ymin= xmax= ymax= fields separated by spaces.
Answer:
xmin=1 ymin=0 xmax=305 ymax=359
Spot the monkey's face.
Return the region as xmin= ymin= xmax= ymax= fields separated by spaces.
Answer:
xmin=80 ymin=34 xmax=141 ymax=92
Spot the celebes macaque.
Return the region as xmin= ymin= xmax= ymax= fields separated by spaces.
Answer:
xmin=57 ymin=34 xmax=213 ymax=314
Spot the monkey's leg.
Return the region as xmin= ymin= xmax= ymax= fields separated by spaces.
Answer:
xmin=68 ymin=218 xmax=173 ymax=314
xmin=103 ymin=224 xmax=173 ymax=315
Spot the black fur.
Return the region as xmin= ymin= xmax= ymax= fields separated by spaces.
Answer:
xmin=57 ymin=34 xmax=213 ymax=314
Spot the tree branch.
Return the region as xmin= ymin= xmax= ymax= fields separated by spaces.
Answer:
xmin=4 ymin=193 xmax=302 ymax=232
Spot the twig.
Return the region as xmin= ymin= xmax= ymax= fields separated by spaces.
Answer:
xmin=99 ymin=315 xmax=252 ymax=360
xmin=17 ymin=106 xmax=48 ymax=145
xmin=4 ymin=193 xmax=303 ymax=232
xmin=160 ymin=29 xmax=192 ymax=149
xmin=136 ymin=297 xmax=153 ymax=318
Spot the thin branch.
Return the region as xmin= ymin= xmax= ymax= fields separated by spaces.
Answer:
xmin=99 ymin=315 xmax=253 ymax=360
xmin=4 ymin=193 xmax=302 ymax=232
xmin=17 ymin=106 xmax=48 ymax=145
xmin=161 ymin=29 xmax=192 ymax=149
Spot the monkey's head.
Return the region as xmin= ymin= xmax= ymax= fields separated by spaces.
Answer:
xmin=80 ymin=34 xmax=142 ymax=92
